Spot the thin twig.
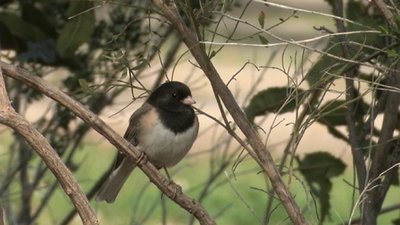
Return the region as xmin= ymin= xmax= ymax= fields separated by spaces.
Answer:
xmin=254 ymin=0 xmax=374 ymax=29
xmin=201 ymin=29 xmax=380 ymax=48
xmin=332 ymin=0 xmax=367 ymax=193
xmin=201 ymin=13 xmax=389 ymax=72
xmin=0 ymin=61 xmax=215 ymax=225
xmin=224 ymin=172 xmax=263 ymax=224
xmin=151 ymin=1 xmax=306 ymax=224
xmin=0 ymin=65 xmax=98 ymax=225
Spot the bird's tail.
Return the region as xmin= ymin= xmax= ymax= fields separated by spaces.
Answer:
xmin=96 ymin=158 xmax=136 ymax=203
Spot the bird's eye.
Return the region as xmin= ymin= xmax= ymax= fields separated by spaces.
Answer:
xmin=172 ymin=92 xmax=178 ymax=98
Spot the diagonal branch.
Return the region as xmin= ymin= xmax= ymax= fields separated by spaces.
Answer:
xmin=151 ymin=1 xmax=306 ymax=224
xmin=371 ymin=0 xmax=396 ymax=27
xmin=0 ymin=61 xmax=215 ymax=225
xmin=0 ymin=66 xmax=98 ymax=225
xmin=332 ymin=0 xmax=367 ymax=192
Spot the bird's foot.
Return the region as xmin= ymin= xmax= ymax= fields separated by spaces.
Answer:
xmin=136 ymin=151 xmax=148 ymax=166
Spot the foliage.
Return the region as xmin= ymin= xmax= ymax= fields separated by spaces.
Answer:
xmin=243 ymin=0 xmax=400 ymax=224
xmin=297 ymin=152 xmax=346 ymax=222
xmin=0 ymin=1 xmax=176 ymax=224
xmin=1 ymin=0 xmax=400 ymax=225
xmin=244 ymin=87 xmax=306 ymax=122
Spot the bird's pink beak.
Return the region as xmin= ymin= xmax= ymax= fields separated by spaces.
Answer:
xmin=182 ymin=96 xmax=196 ymax=105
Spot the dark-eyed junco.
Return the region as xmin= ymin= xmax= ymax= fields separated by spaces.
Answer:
xmin=96 ymin=81 xmax=199 ymax=203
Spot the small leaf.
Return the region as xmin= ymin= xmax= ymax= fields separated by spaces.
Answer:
xmin=299 ymin=152 xmax=346 ymax=180
xmin=388 ymin=49 xmax=400 ymax=58
xmin=209 ymin=50 xmax=217 ymax=59
xmin=298 ymin=151 xmax=346 ymax=223
xmin=244 ymin=87 xmax=305 ymax=122
xmin=78 ymin=79 xmax=92 ymax=94
xmin=258 ymin=11 xmax=265 ymax=29
xmin=317 ymin=97 xmax=368 ymax=133
xmin=392 ymin=218 xmax=400 ymax=225
xmin=0 ymin=12 xmax=46 ymax=41
xmin=317 ymin=100 xmax=347 ymax=126
xmin=21 ymin=3 xmax=56 ymax=37
xmin=305 ymin=42 xmax=341 ymax=87
xmin=131 ymin=58 xmax=150 ymax=70
xmin=56 ymin=1 xmax=95 ymax=58
xmin=326 ymin=126 xmax=348 ymax=141
xmin=258 ymin=35 xmax=269 ymax=46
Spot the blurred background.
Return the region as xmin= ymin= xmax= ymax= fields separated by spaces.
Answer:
xmin=1 ymin=0 xmax=399 ymax=225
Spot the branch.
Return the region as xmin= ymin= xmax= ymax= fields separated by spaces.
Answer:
xmin=254 ymin=0 xmax=374 ymax=29
xmin=201 ymin=29 xmax=380 ymax=47
xmin=151 ymin=1 xmax=306 ymax=224
xmin=0 ymin=66 xmax=98 ymax=225
xmin=60 ymin=162 xmax=114 ymax=225
xmin=202 ymin=12 xmax=393 ymax=74
xmin=0 ymin=203 xmax=4 ymax=225
xmin=332 ymin=0 xmax=367 ymax=192
xmin=371 ymin=0 xmax=396 ymax=27
xmin=0 ymin=61 xmax=215 ymax=225
xmin=343 ymin=202 xmax=400 ymax=225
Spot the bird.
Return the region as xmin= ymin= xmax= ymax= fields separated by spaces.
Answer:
xmin=96 ymin=81 xmax=199 ymax=203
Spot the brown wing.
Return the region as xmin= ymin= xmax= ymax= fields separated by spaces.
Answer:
xmin=114 ymin=103 xmax=153 ymax=168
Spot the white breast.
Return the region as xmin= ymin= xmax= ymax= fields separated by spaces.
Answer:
xmin=138 ymin=110 xmax=198 ymax=168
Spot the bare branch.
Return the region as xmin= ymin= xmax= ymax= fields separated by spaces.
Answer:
xmin=201 ymin=29 xmax=380 ymax=47
xmin=371 ymin=0 xmax=397 ymax=27
xmin=331 ymin=0 xmax=367 ymax=192
xmin=0 ymin=65 xmax=98 ymax=225
xmin=254 ymin=0 xmax=374 ymax=29
xmin=201 ymin=13 xmax=388 ymax=72
xmin=0 ymin=61 xmax=215 ymax=225
xmin=151 ymin=1 xmax=306 ymax=224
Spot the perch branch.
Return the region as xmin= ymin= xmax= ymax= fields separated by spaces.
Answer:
xmin=151 ymin=1 xmax=306 ymax=224
xmin=0 ymin=61 xmax=215 ymax=225
xmin=0 ymin=66 xmax=98 ymax=225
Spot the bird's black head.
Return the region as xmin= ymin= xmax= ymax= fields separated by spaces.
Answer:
xmin=147 ymin=81 xmax=195 ymax=113
xmin=147 ymin=81 xmax=196 ymax=133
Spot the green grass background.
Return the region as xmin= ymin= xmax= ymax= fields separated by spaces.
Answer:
xmin=1 ymin=134 xmax=400 ymax=225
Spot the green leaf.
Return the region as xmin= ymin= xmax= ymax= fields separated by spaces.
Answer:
xmin=244 ymin=87 xmax=305 ymax=122
xmin=317 ymin=100 xmax=347 ymax=126
xmin=209 ymin=50 xmax=217 ymax=59
xmin=258 ymin=35 xmax=269 ymax=46
xmin=317 ymin=97 xmax=368 ymax=140
xmin=388 ymin=49 xmax=400 ymax=58
xmin=56 ymin=1 xmax=95 ymax=58
xmin=78 ymin=78 xmax=92 ymax=94
xmin=21 ymin=3 xmax=56 ymax=37
xmin=131 ymin=58 xmax=150 ymax=70
xmin=305 ymin=42 xmax=341 ymax=87
xmin=326 ymin=126 xmax=348 ymax=142
xmin=317 ymin=179 xmax=332 ymax=223
xmin=299 ymin=152 xmax=346 ymax=180
xmin=306 ymin=1 xmax=384 ymax=88
xmin=298 ymin=152 xmax=346 ymax=223
xmin=0 ymin=12 xmax=46 ymax=41
xmin=345 ymin=0 xmax=364 ymax=22
xmin=258 ymin=11 xmax=265 ymax=29
xmin=392 ymin=218 xmax=400 ymax=225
